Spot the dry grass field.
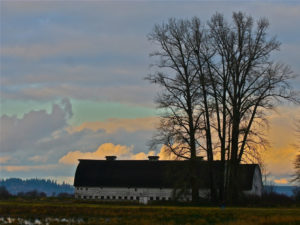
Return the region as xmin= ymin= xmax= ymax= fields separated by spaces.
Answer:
xmin=0 ymin=199 xmax=300 ymax=225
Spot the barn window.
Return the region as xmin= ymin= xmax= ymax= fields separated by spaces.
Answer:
xmin=124 ymin=196 xmax=127 ymax=200
xmin=136 ymin=197 xmax=139 ymax=200
xmin=156 ymin=197 xmax=159 ymax=200
xmin=118 ymin=196 xmax=122 ymax=199
xmin=130 ymin=196 xmax=133 ymax=200
xmin=135 ymin=188 xmax=137 ymax=191
xmin=107 ymin=196 xmax=110 ymax=200
xmin=162 ymin=197 xmax=165 ymax=200
xmin=150 ymin=197 xmax=153 ymax=200
xmin=83 ymin=196 xmax=86 ymax=199
xmin=101 ymin=196 xmax=104 ymax=200
xmin=112 ymin=196 xmax=116 ymax=199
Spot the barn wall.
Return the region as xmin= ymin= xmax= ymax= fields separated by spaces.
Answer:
xmin=75 ymin=187 xmax=210 ymax=201
xmin=243 ymin=166 xmax=263 ymax=196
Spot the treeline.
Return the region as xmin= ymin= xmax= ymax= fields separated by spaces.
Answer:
xmin=0 ymin=178 xmax=74 ymax=197
xmin=0 ymin=186 xmax=73 ymax=199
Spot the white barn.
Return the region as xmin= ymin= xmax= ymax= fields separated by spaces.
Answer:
xmin=74 ymin=156 xmax=263 ymax=203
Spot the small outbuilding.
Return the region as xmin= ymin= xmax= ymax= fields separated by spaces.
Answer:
xmin=74 ymin=156 xmax=263 ymax=203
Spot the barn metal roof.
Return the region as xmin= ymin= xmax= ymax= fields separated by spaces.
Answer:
xmin=74 ymin=159 xmax=259 ymax=190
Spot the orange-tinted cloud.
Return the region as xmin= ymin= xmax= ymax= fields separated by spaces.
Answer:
xmin=0 ymin=164 xmax=56 ymax=172
xmin=274 ymin=178 xmax=289 ymax=184
xmin=262 ymin=106 xmax=300 ymax=177
xmin=28 ymin=155 xmax=48 ymax=163
xmin=59 ymin=143 xmax=133 ymax=165
xmin=130 ymin=151 xmax=156 ymax=160
xmin=67 ymin=117 xmax=159 ymax=134
xmin=0 ymin=156 xmax=11 ymax=163
xmin=157 ymin=145 xmax=179 ymax=160
xmin=58 ymin=142 xmax=178 ymax=165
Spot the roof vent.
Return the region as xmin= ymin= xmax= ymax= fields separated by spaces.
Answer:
xmin=105 ymin=156 xmax=117 ymax=161
xmin=148 ymin=156 xmax=159 ymax=161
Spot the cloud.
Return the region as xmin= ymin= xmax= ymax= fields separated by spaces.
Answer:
xmin=28 ymin=155 xmax=48 ymax=163
xmin=68 ymin=117 xmax=158 ymax=134
xmin=59 ymin=143 xmax=133 ymax=165
xmin=2 ymin=64 xmax=147 ymax=87
xmin=1 ymin=34 xmax=149 ymax=60
xmin=1 ymin=114 xmax=156 ymax=166
xmin=61 ymin=97 xmax=73 ymax=119
xmin=59 ymin=143 xmax=168 ymax=165
xmin=274 ymin=178 xmax=289 ymax=184
xmin=0 ymin=164 xmax=57 ymax=172
xmin=0 ymin=98 xmax=72 ymax=153
xmin=262 ymin=106 xmax=300 ymax=177
xmin=1 ymin=84 xmax=157 ymax=107
xmin=157 ymin=145 xmax=179 ymax=160
xmin=2 ymin=1 xmax=299 ymax=106
xmin=130 ymin=151 xmax=156 ymax=160
xmin=0 ymin=156 xmax=11 ymax=164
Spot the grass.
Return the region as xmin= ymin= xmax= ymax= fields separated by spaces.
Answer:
xmin=0 ymin=199 xmax=300 ymax=225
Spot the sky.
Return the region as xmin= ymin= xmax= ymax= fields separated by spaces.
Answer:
xmin=0 ymin=0 xmax=300 ymax=185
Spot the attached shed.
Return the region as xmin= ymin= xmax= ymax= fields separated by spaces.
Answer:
xmin=74 ymin=156 xmax=263 ymax=202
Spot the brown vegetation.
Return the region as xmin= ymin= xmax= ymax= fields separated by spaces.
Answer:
xmin=0 ymin=199 xmax=300 ymax=225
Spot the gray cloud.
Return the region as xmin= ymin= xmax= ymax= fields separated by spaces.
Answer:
xmin=0 ymin=111 xmax=155 ymax=180
xmin=0 ymin=98 xmax=155 ymax=166
xmin=0 ymin=99 xmax=72 ymax=153
xmin=1 ymin=84 xmax=158 ymax=107
xmin=1 ymin=1 xmax=299 ymax=104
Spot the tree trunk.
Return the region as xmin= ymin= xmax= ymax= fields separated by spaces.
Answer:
xmin=227 ymin=106 xmax=240 ymax=203
xmin=190 ymin=157 xmax=199 ymax=202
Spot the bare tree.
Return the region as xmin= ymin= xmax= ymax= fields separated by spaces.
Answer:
xmin=147 ymin=12 xmax=299 ymax=203
xmin=293 ymin=154 xmax=300 ymax=185
xmin=207 ymin=12 xmax=299 ymax=202
xmin=292 ymin=119 xmax=300 ymax=184
xmin=146 ymin=18 xmax=203 ymax=202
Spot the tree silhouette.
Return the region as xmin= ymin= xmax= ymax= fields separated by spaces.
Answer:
xmin=147 ymin=12 xmax=299 ymax=202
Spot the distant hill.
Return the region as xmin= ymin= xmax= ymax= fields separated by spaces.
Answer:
xmin=272 ymin=185 xmax=297 ymax=196
xmin=0 ymin=178 xmax=74 ymax=196
xmin=264 ymin=185 xmax=298 ymax=196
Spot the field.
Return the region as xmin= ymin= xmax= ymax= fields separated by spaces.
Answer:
xmin=0 ymin=199 xmax=300 ymax=225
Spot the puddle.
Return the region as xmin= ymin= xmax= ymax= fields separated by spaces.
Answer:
xmin=0 ymin=217 xmax=85 ymax=225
